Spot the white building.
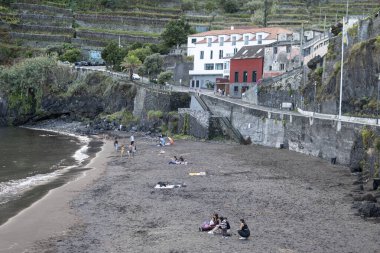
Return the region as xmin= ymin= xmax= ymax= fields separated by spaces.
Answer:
xmin=187 ymin=27 xmax=293 ymax=89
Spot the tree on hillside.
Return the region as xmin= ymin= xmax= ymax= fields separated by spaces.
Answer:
xmin=161 ymin=18 xmax=193 ymax=49
xmin=143 ymin=53 xmax=163 ymax=80
xmin=157 ymin=71 xmax=173 ymax=85
xmin=121 ymin=53 xmax=142 ymax=80
xmin=245 ymin=0 xmax=263 ymax=14
xmin=101 ymin=41 xmax=128 ymax=71
xmin=129 ymin=47 xmax=153 ymax=63
xmin=59 ymin=48 xmax=81 ymax=63
xmin=221 ymin=0 xmax=239 ymax=13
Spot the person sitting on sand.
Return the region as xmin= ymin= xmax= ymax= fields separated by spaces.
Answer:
xmin=169 ymin=156 xmax=179 ymax=164
xmin=178 ymin=156 xmax=188 ymax=165
xmin=199 ymin=213 xmax=219 ymax=232
xmin=208 ymin=217 xmax=230 ymax=236
xmin=237 ymin=218 xmax=250 ymax=240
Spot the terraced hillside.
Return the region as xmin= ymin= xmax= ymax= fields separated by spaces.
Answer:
xmin=0 ymin=0 xmax=378 ymax=61
xmin=268 ymin=0 xmax=380 ymax=29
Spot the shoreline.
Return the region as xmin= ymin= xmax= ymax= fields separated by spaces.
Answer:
xmin=0 ymin=127 xmax=110 ymax=252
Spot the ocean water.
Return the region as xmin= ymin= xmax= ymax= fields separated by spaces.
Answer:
xmin=0 ymin=127 xmax=100 ymax=225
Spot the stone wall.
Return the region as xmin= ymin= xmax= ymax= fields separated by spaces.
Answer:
xmin=10 ymin=24 xmax=74 ymax=35
xmin=76 ymin=30 xmax=159 ymax=45
xmin=10 ymin=3 xmax=73 ymax=17
xmin=10 ymin=32 xmax=71 ymax=43
xmin=20 ymin=13 xmax=73 ymax=27
xmin=163 ymin=55 xmax=192 ymax=86
xmin=133 ymin=87 xmax=190 ymax=119
xmin=178 ymin=108 xmax=210 ymax=139
xmin=200 ymin=94 xmax=366 ymax=167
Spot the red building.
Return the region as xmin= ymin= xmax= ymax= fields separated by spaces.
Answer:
xmin=229 ymin=45 xmax=264 ymax=98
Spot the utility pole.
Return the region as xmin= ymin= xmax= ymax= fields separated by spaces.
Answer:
xmin=377 ymin=73 xmax=380 ymax=124
xmin=264 ymin=0 xmax=268 ymax=27
xmin=314 ymin=81 xmax=317 ymax=113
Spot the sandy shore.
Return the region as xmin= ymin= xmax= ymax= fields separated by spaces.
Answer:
xmin=1 ymin=135 xmax=380 ymax=253
xmin=0 ymin=137 xmax=112 ymax=253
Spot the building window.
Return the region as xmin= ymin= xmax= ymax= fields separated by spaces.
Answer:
xmin=252 ymin=71 xmax=257 ymax=82
xmin=219 ymin=50 xmax=223 ymax=59
xmin=274 ymin=47 xmax=278 ymax=54
xmin=234 ymin=72 xmax=239 ymax=82
xmin=224 ymin=62 xmax=229 ymax=70
xmin=215 ymin=63 xmax=223 ymax=70
xmin=191 ymin=38 xmax=196 ymax=44
xmin=207 ymin=38 xmax=212 ymax=47
xmin=257 ymin=35 xmax=262 ymax=45
xmin=269 ymin=65 xmax=272 ymax=71
xmin=205 ymin=63 xmax=214 ymax=70
xmin=232 ymin=36 xmax=236 ymax=46
xmin=220 ymin=37 xmax=224 ymax=46
xmin=196 ymin=80 xmax=199 ymax=88
xmin=234 ymin=48 xmax=238 ymax=54
xmin=286 ymin=45 xmax=291 ymax=53
xmin=210 ymin=50 xmax=213 ymax=59
xmin=200 ymin=51 xmax=204 ymax=59
xmin=243 ymin=71 xmax=248 ymax=82
xmin=244 ymin=35 xmax=249 ymax=45
xmin=280 ymin=63 xmax=285 ymax=70
xmin=191 ymin=80 xmax=195 ymax=87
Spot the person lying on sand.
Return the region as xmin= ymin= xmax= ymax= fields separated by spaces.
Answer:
xmin=168 ymin=156 xmax=179 ymax=164
xmin=199 ymin=213 xmax=219 ymax=232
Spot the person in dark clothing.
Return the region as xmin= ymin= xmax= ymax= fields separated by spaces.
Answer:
xmin=237 ymin=218 xmax=250 ymax=240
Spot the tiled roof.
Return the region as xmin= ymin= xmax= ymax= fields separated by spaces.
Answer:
xmin=190 ymin=27 xmax=292 ymax=37
xmin=232 ymin=45 xmax=265 ymax=59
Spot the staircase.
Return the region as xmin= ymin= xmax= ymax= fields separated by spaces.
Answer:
xmin=193 ymin=93 xmax=247 ymax=144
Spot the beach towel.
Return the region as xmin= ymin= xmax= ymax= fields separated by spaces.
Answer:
xmin=189 ymin=172 xmax=206 ymax=176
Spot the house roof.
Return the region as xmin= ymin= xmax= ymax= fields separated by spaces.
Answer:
xmin=232 ymin=45 xmax=265 ymax=59
xmin=190 ymin=27 xmax=292 ymax=38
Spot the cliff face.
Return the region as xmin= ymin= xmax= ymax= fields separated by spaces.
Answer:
xmin=320 ymin=15 xmax=380 ymax=115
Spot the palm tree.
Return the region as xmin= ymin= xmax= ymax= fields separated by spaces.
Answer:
xmin=121 ymin=54 xmax=142 ymax=80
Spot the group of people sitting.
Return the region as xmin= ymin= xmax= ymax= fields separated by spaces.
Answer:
xmin=199 ymin=213 xmax=250 ymax=240
xmin=168 ymin=155 xmax=187 ymax=165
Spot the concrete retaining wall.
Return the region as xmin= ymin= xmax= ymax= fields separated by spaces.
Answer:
xmin=200 ymin=94 xmax=362 ymax=166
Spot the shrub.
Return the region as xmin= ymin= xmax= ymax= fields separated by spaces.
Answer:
xmin=147 ymin=110 xmax=163 ymax=120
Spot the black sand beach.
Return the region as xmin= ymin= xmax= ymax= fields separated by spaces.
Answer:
xmin=4 ymin=135 xmax=377 ymax=253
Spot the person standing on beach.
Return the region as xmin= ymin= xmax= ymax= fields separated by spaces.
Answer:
xmin=114 ymin=137 xmax=119 ymax=152
xmin=130 ymin=134 xmax=135 ymax=145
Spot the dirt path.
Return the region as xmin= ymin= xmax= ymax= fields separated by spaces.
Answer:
xmin=33 ymin=138 xmax=380 ymax=253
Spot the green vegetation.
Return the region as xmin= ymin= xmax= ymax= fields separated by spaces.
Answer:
xmin=102 ymin=109 xmax=137 ymax=125
xmin=147 ymin=110 xmax=163 ymax=120
xmin=157 ymin=71 xmax=173 ymax=85
xmin=161 ymin=18 xmax=193 ymax=49
xmin=182 ymin=113 xmax=189 ymax=135
xmin=0 ymin=57 xmax=62 ymax=115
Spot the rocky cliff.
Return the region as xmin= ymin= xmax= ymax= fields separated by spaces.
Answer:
xmin=0 ymin=57 xmax=190 ymax=131
xmin=319 ymin=15 xmax=380 ymax=115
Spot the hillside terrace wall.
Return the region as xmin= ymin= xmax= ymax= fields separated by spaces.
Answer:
xmin=19 ymin=13 xmax=73 ymax=27
xmin=10 ymin=3 xmax=72 ymax=17
xmin=75 ymin=14 xmax=169 ymax=27
xmin=76 ymin=30 xmax=159 ymax=44
xmin=10 ymin=32 xmax=71 ymax=43
xmin=10 ymin=24 xmax=74 ymax=35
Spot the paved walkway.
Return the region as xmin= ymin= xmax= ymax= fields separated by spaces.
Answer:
xmin=76 ymin=66 xmax=380 ymax=127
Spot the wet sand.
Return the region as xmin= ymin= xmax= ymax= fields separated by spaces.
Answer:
xmin=1 ymin=136 xmax=380 ymax=253
xmin=0 ymin=139 xmax=113 ymax=252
